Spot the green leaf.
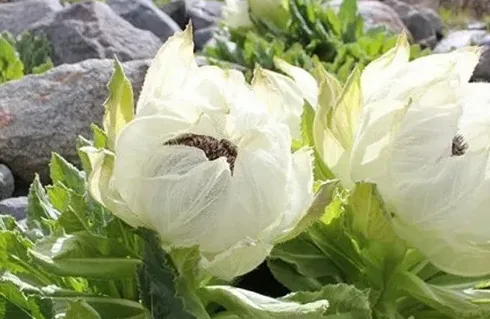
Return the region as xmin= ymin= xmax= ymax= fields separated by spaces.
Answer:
xmin=171 ymin=247 xmax=211 ymax=318
xmin=90 ymin=124 xmax=108 ymax=150
xmin=269 ymin=232 xmax=343 ymax=292
xmin=27 ymin=175 xmax=60 ymax=238
xmin=277 ymin=179 xmax=340 ymax=243
xmin=49 ymin=153 xmax=85 ymax=195
xmin=202 ymin=285 xmax=329 ymax=318
xmin=103 ymin=59 xmax=134 ymax=151
xmin=398 ymin=271 xmax=490 ymax=318
xmin=29 ymin=232 xmax=141 ymax=279
xmin=137 ymin=229 xmax=196 ymax=319
xmin=283 ymin=283 xmax=372 ymax=318
xmin=0 ymin=272 xmax=45 ymax=319
xmin=65 ymin=300 xmax=101 ymax=319
xmin=346 ymin=182 xmax=397 ymax=243
xmin=0 ymin=35 xmax=24 ymax=84
xmin=300 ymin=103 xmax=334 ymax=180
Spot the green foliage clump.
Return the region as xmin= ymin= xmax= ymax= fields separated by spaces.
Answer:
xmin=0 ymin=37 xmax=23 ymax=84
xmin=206 ymin=0 xmax=430 ymax=82
xmin=0 ymin=32 xmax=54 ymax=84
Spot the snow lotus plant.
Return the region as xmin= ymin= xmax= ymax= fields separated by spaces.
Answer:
xmin=264 ymin=32 xmax=490 ymax=318
xmin=81 ymin=24 xmax=321 ymax=281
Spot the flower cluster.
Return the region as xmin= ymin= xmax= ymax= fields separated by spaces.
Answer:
xmin=86 ymin=24 xmax=490 ymax=282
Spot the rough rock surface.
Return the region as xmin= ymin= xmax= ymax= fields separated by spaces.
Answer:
xmin=0 ymin=197 xmax=28 ymax=221
xmin=382 ymin=0 xmax=439 ymax=48
xmin=107 ymin=0 xmax=181 ymax=41
xmin=0 ymin=0 xmax=63 ymax=36
xmin=434 ymin=30 xmax=490 ymax=53
xmin=29 ymin=1 xmax=162 ymax=65
xmin=186 ymin=0 xmax=223 ymax=30
xmin=326 ymin=0 xmax=407 ymax=36
xmin=0 ymin=164 xmax=14 ymax=201
xmin=0 ymin=59 xmax=150 ymax=184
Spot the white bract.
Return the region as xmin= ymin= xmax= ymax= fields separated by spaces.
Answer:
xmin=315 ymin=33 xmax=490 ymax=276
xmin=223 ymin=0 xmax=290 ymax=30
xmin=223 ymin=0 xmax=253 ymax=29
xmin=84 ymin=26 xmax=314 ymax=280
xmin=251 ymin=58 xmax=318 ymax=139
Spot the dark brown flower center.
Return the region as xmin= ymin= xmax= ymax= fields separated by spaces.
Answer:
xmin=451 ymin=134 xmax=468 ymax=157
xmin=164 ymin=133 xmax=238 ymax=173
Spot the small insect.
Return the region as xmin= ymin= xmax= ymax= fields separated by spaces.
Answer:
xmin=451 ymin=134 xmax=468 ymax=157
xmin=164 ymin=133 xmax=238 ymax=173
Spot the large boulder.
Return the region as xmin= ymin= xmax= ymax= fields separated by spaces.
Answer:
xmin=0 ymin=59 xmax=150 ymax=184
xmin=106 ymin=0 xmax=181 ymax=41
xmin=471 ymin=46 xmax=490 ymax=83
xmin=0 ymin=0 xmax=62 ymax=36
xmin=29 ymin=1 xmax=162 ymax=65
xmin=381 ymin=0 xmax=440 ymax=48
xmin=434 ymin=30 xmax=490 ymax=53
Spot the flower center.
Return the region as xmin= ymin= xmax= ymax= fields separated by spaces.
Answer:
xmin=165 ymin=133 xmax=238 ymax=172
xmin=451 ymin=134 xmax=468 ymax=157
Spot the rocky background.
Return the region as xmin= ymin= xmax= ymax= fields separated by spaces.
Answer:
xmin=0 ymin=0 xmax=488 ymax=220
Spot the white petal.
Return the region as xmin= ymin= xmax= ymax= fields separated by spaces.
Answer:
xmin=200 ymin=238 xmax=273 ymax=280
xmin=371 ymin=47 xmax=480 ymax=104
xmin=459 ymin=83 xmax=490 ymax=154
xmin=274 ymin=58 xmax=318 ymax=108
xmin=83 ymin=147 xmax=148 ymax=228
xmin=262 ymin=147 xmax=314 ymax=241
xmin=136 ymin=25 xmax=197 ymax=115
xmin=251 ymin=67 xmax=304 ymax=139
xmin=361 ymin=33 xmax=410 ymax=103
xmin=223 ymin=0 xmax=253 ymax=29
xmin=119 ymin=158 xmax=232 ymax=249
xmin=201 ymin=127 xmax=291 ymax=252
xmin=349 ymin=99 xmax=409 ymax=184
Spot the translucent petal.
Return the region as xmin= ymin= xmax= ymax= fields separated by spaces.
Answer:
xmin=350 ymin=99 xmax=409 ymax=184
xmin=118 ymin=158 xmax=233 ymax=249
xmin=251 ymin=66 xmax=305 ymax=139
xmin=371 ymin=47 xmax=480 ymax=104
xmin=262 ymin=147 xmax=314 ymax=242
xmin=274 ymin=58 xmax=318 ymax=107
xmin=223 ymin=0 xmax=253 ymax=29
xmin=459 ymin=83 xmax=490 ymax=154
xmin=136 ymin=25 xmax=197 ymax=115
xmin=200 ymin=238 xmax=273 ymax=280
xmin=201 ymin=131 xmax=291 ymax=251
xmin=361 ymin=33 xmax=410 ymax=103
xmin=82 ymin=147 xmax=148 ymax=228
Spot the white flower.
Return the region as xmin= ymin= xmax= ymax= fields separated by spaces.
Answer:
xmin=223 ymin=0 xmax=253 ymax=29
xmin=315 ymin=33 xmax=490 ymax=276
xmin=85 ymin=26 xmax=314 ymax=280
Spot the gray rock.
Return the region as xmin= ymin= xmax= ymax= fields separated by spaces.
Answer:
xmin=0 ymin=59 xmax=150 ymax=184
xmin=326 ymin=0 xmax=407 ymax=36
xmin=472 ymin=46 xmax=490 ymax=82
xmin=0 ymin=0 xmax=62 ymax=36
xmin=468 ymin=21 xmax=487 ymax=30
xmin=161 ymin=0 xmax=187 ymax=30
xmin=29 ymin=1 xmax=163 ymax=66
xmin=194 ymin=26 xmax=217 ymax=50
xmin=0 ymin=164 xmax=14 ymax=200
xmin=0 ymin=197 xmax=27 ymax=221
xmin=382 ymin=0 xmax=438 ymax=48
xmin=418 ymin=7 xmax=444 ymax=40
xmin=186 ymin=0 xmax=223 ymax=30
xmin=434 ymin=30 xmax=490 ymax=53
xmin=107 ymin=0 xmax=182 ymax=41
